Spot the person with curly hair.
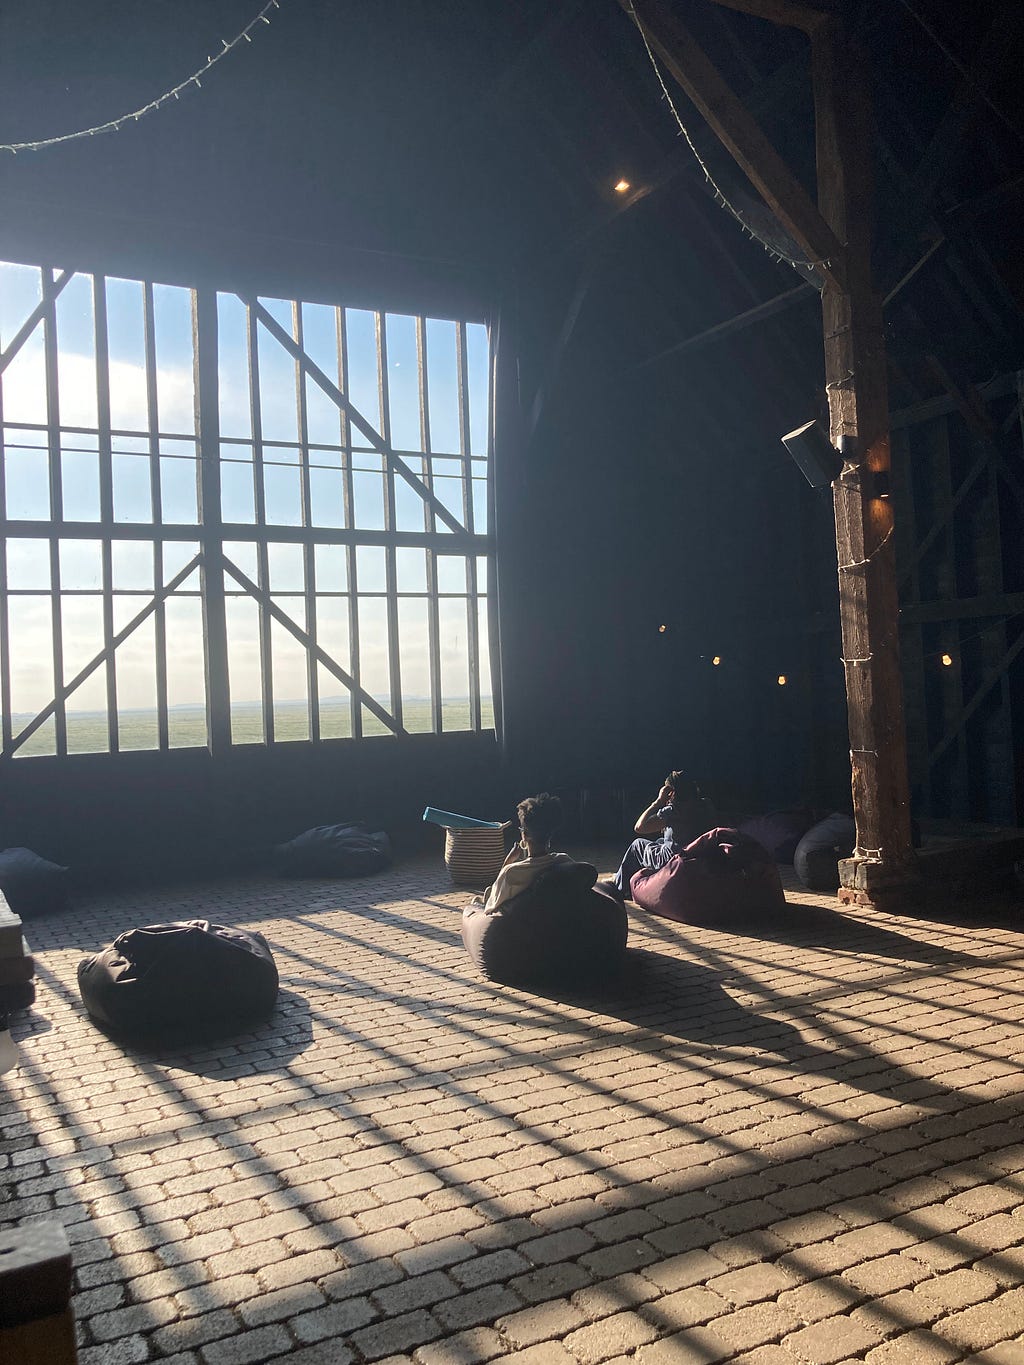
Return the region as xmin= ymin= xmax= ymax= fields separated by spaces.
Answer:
xmin=471 ymin=793 xmax=577 ymax=912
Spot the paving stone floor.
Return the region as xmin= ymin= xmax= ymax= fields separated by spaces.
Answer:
xmin=3 ymin=850 xmax=1024 ymax=1365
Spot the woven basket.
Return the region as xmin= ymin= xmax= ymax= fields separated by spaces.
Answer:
xmin=444 ymin=824 xmax=511 ymax=888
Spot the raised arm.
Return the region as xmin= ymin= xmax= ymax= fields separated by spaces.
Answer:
xmin=634 ymin=784 xmax=673 ymax=835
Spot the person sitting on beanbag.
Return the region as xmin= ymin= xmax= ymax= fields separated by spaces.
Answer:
xmin=614 ymin=771 xmax=717 ymax=898
xmin=470 ymin=793 xmax=576 ymax=912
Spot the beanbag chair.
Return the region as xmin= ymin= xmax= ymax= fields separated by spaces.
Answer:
xmin=462 ymin=861 xmax=628 ymax=988
xmin=273 ymin=822 xmax=392 ymax=878
xmin=793 ymin=813 xmax=856 ymax=891
xmin=736 ymin=809 xmax=814 ymax=865
xmin=631 ymin=827 xmax=786 ymax=924
xmin=0 ymin=847 xmax=71 ymax=918
xmin=78 ymin=920 xmax=278 ymax=1037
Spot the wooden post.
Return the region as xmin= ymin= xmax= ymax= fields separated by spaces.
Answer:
xmin=812 ymin=20 xmax=918 ymax=903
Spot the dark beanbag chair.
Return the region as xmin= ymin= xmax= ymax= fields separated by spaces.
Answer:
xmin=273 ymin=822 xmax=392 ymax=878
xmin=631 ymin=827 xmax=786 ymax=924
xmin=462 ymin=861 xmax=628 ymax=988
xmin=736 ymin=809 xmax=814 ymax=865
xmin=793 ymin=813 xmax=856 ymax=891
xmin=78 ymin=920 xmax=279 ymax=1037
xmin=0 ymin=847 xmax=71 ymax=918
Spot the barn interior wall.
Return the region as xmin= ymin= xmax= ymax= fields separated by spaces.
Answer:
xmin=1 ymin=0 xmax=1020 ymax=884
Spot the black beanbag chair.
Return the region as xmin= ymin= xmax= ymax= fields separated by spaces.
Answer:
xmin=793 ymin=813 xmax=856 ymax=891
xmin=78 ymin=920 xmax=279 ymax=1037
xmin=0 ymin=847 xmax=71 ymax=918
xmin=462 ymin=861 xmax=628 ymax=988
xmin=273 ymin=823 xmax=392 ymax=878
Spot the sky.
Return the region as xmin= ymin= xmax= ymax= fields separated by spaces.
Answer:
xmin=0 ymin=261 xmax=492 ymax=738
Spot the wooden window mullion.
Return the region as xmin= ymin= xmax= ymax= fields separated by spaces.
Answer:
xmin=43 ymin=268 xmax=67 ymax=757
xmin=143 ymin=282 xmax=169 ymax=750
xmin=93 ymin=274 xmax=118 ymax=753
xmin=377 ymin=315 xmax=402 ymax=730
xmin=458 ymin=323 xmax=481 ymax=730
xmin=339 ymin=308 xmax=360 ymax=739
xmin=0 ymin=370 xmax=10 ymax=756
xmin=417 ymin=317 xmax=442 ymax=734
xmin=294 ymin=302 xmax=319 ymax=742
xmin=248 ymin=304 xmax=273 ymax=743
xmin=196 ymin=288 xmax=231 ymax=754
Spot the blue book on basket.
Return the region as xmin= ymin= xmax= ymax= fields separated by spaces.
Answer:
xmin=423 ymin=807 xmax=504 ymax=830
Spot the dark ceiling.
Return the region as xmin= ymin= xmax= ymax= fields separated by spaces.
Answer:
xmin=0 ymin=1 xmax=1021 ymax=431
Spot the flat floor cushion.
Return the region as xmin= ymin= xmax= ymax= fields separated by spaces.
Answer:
xmin=273 ymin=823 xmax=392 ymax=877
xmin=462 ymin=861 xmax=628 ymax=987
xmin=793 ymin=813 xmax=856 ymax=891
xmin=631 ymin=827 xmax=786 ymax=924
xmin=78 ymin=920 xmax=278 ymax=1037
xmin=0 ymin=847 xmax=71 ymax=918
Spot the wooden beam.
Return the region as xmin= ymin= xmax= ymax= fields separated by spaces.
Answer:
xmin=929 ymin=631 xmax=1024 ymax=769
xmin=633 ymin=281 xmax=815 ymax=369
xmin=812 ymin=18 xmax=916 ymax=898
xmin=704 ymin=0 xmax=831 ymax=33
xmin=622 ymin=0 xmax=846 ymax=289
xmin=0 ymin=270 xmax=71 ymax=375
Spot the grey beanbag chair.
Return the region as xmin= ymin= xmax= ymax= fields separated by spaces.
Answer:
xmin=78 ymin=920 xmax=278 ymax=1037
xmin=462 ymin=861 xmax=627 ymax=988
xmin=0 ymin=847 xmax=71 ymax=918
xmin=736 ymin=809 xmax=814 ymax=865
xmin=793 ymin=813 xmax=856 ymax=891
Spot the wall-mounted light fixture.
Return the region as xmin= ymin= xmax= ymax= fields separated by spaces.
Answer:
xmin=614 ymin=178 xmax=631 ymax=194
xmin=783 ymin=421 xmax=892 ymax=499
xmin=781 ymin=419 xmax=844 ymax=488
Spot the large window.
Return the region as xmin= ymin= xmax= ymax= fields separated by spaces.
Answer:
xmin=0 ymin=261 xmax=494 ymax=757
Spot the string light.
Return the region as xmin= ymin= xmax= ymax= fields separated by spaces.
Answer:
xmin=0 ymin=0 xmax=281 ymax=155
xmin=626 ymin=2 xmax=832 ymax=273
xmin=941 ymin=652 xmax=953 ymax=667
xmin=614 ymin=178 xmax=632 ymax=193
xmin=658 ymin=623 xmax=667 ymax=633
xmin=777 ymin=675 xmax=787 ymax=686
xmin=712 ymin=656 xmax=721 ymax=666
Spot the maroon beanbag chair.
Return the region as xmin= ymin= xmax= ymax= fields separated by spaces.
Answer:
xmin=631 ymin=827 xmax=786 ymax=924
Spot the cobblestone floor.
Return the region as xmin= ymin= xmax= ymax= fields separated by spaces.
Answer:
xmin=3 ymin=850 xmax=1024 ymax=1365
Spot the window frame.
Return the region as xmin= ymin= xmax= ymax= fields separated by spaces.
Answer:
xmin=0 ymin=260 xmax=497 ymax=759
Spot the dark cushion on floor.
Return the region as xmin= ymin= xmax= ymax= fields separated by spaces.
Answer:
xmin=0 ymin=848 xmax=71 ymax=918
xmin=736 ymin=809 xmax=814 ymax=865
xmin=793 ymin=813 xmax=857 ymax=891
xmin=78 ymin=921 xmax=279 ymax=1037
xmin=461 ymin=861 xmax=628 ymax=988
xmin=273 ymin=823 xmax=392 ymax=878
xmin=631 ymin=827 xmax=786 ymax=924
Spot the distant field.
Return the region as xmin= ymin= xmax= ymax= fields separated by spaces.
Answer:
xmin=10 ymin=697 xmax=495 ymax=756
